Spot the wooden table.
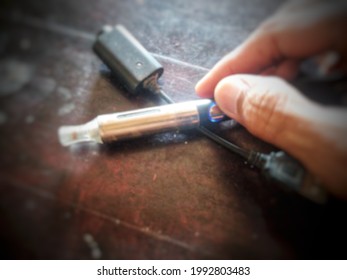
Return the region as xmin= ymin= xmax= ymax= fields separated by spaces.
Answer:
xmin=1 ymin=0 xmax=346 ymax=259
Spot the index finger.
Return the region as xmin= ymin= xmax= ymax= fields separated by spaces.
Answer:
xmin=195 ymin=30 xmax=281 ymax=97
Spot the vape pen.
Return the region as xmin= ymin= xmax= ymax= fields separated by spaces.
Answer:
xmin=58 ymin=99 xmax=225 ymax=146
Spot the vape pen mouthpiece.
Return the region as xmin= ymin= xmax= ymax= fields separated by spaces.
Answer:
xmin=58 ymin=120 xmax=101 ymax=146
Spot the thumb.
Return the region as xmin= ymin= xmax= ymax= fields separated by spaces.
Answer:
xmin=214 ymin=74 xmax=321 ymax=151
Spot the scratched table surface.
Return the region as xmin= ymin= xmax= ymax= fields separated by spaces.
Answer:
xmin=1 ymin=0 xmax=347 ymax=259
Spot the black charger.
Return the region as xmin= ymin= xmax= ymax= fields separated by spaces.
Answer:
xmin=93 ymin=25 xmax=172 ymax=101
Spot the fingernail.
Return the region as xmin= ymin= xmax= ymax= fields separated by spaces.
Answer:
xmin=195 ymin=79 xmax=203 ymax=94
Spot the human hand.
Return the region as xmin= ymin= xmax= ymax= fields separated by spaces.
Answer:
xmin=195 ymin=0 xmax=347 ymax=199
xmin=196 ymin=0 xmax=347 ymax=96
xmin=210 ymin=75 xmax=347 ymax=199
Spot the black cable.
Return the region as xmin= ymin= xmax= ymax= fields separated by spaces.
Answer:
xmin=158 ymin=89 xmax=175 ymax=104
xmin=198 ymin=126 xmax=251 ymax=159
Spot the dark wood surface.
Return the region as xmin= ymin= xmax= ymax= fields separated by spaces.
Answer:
xmin=1 ymin=0 xmax=347 ymax=259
